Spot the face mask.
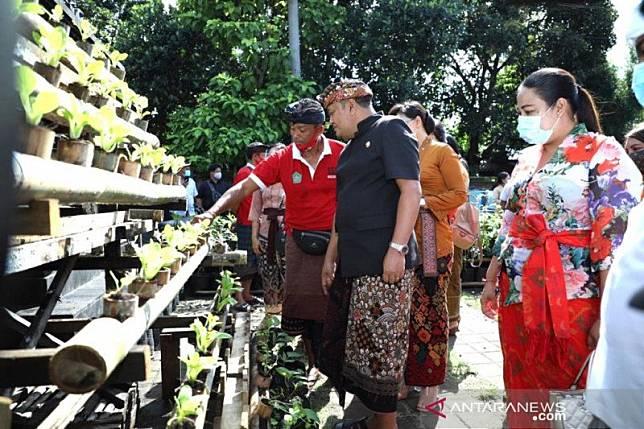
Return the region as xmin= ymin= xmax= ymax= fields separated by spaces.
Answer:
xmin=296 ymin=132 xmax=321 ymax=152
xmin=184 ymin=170 xmax=191 ymax=178
xmin=629 ymin=149 xmax=644 ymax=175
xmin=213 ymin=172 xmax=222 ymax=181
xmin=631 ymin=62 xmax=644 ymax=107
xmin=516 ymin=106 xmax=558 ymax=145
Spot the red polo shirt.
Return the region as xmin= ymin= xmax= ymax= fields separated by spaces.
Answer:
xmin=233 ymin=163 xmax=255 ymax=225
xmin=249 ymin=137 xmax=344 ymax=232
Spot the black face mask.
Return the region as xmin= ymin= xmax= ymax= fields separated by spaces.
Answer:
xmin=630 ymin=149 xmax=644 ymax=176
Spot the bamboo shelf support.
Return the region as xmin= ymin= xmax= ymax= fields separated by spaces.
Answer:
xmin=49 ymin=245 xmax=210 ymax=393
xmin=14 ymin=152 xmax=184 ymax=205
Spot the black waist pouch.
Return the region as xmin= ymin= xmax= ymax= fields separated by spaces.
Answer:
xmin=292 ymin=229 xmax=331 ymax=255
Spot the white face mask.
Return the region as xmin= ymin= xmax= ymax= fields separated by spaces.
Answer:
xmin=516 ymin=106 xmax=560 ymax=145
xmin=213 ymin=172 xmax=222 ymax=181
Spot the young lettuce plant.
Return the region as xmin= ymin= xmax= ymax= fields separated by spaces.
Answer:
xmin=16 ymin=65 xmax=60 ymax=126
xmin=78 ymin=18 xmax=97 ymax=41
xmin=90 ymin=106 xmax=130 ymax=153
xmin=161 ymin=224 xmax=189 ymax=252
xmin=160 ymin=245 xmax=183 ymax=268
xmin=179 ymin=351 xmax=208 ymax=383
xmin=131 ymin=143 xmax=165 ymax=171
xmin=49 ymin=4 xmax=63 ymax=23
xmin=12 ymin=0 xmax=46 ymax=18
xmin=57 ymin=94 xmax=93 ymax=140
xmin=169 ymin=155 xmax=188 ymax=175
xmin=33 ymin=24 xmax=68 ymax=67
xmin=190 ymin=318 xmax=232 ymax=355
xmin=169 ymin=385 xmax=204 ymax=426
xmin=67 ymin=50 xmax=104 ymax=87
xmin=134 ymin=242 xmax=166 ymax=282
xmin=132 ymin=95 xmax=150 ymax=120
xmin=214 ymin=270 xmax=243 ymax=314
xmin=107 ymin=49 xmax=128 ymax=69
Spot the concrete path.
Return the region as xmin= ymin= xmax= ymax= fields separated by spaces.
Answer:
xmin=311 ymin=289 xmax=507 ymax=429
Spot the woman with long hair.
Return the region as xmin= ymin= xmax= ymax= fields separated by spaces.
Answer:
xmin=480 ymin=68 xmax=642 ymax=427
xmin=389 ymin=101 xmax=468 ymax=412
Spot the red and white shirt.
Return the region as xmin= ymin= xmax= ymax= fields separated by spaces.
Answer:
xmin=233 ymin=163 xmax=255 ymax=226
xmin=249 ymin=137 xmax=344 ymax=232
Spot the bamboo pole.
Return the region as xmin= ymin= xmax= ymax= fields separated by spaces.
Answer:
xmin=49 ymin=245 xmax=209 ymax=393
xmin=14 ymin=152 xmax=184 ymax=205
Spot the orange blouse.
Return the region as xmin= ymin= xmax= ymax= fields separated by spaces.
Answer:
xmin=415 ymin=137 xmax=468 ymax=258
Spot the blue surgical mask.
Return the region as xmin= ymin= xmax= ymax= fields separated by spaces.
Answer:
xmin=516 ymin=106 xmax=557 ymax=145
xmin=631 ymin=62 xmax=644 ymax=107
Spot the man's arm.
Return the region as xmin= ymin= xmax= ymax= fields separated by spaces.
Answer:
xmin=195 ymin=179 xmax=260 ymax=221
xmin=382 ymin=179 xmax=421 ymax=284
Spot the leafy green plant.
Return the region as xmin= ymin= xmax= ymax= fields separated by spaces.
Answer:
xmin=179 ymin=351 xmax=209 ymax=383
xmin=16 ymin=65 xmax=60 ymax=126
xmin=107 ymin=49 xmax=128 ymax=69
xmin=170 ymin=385 xmax=204 ymax=425
xmin=116 ymin=83 xmax=137 ymax=110
xmin=209 ymin=214 xmax=237 ymax=247
xmin=57 ymin=94 xmax=92 ymax=139
xmin=161 ymin=224 xmax=190 ymax=252
xmin=130 ymin=143 xmax=165 ymax=170
xmin=78 ymin=18 xmax=96 ymax=41
xmin=49 ymin=4 xmax=63 ymax=23
xmin=33 ymin=24 xmax=68 ymax=67
xmin=67 ymin=50 xmax=104 ymax=86
xmin=214 ymin=270 xmax=242 ymax=314
xmin=12 ymin=0 xmax=46 ymax=18
xmin=160 ymin=245 xmax=183 ymax=268
xmin=132 ymin=95 xmax=150 ymax=120
xmin=90 ymin=106 xmax=130 ymax=152
xmin=168 ymin=155 xmax=187 ymax=175
xmin=134 ymin=242 xmax=167 ymax=281
xmin=190 ymin=318 xmax=231 ymax=355
xmin=279 ymin=397 xmax=320 ymax=429
xmin=271 ymin=367 xmax=308 ymax=402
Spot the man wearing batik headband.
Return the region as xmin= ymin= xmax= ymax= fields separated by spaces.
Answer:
xmin=318 ymin=79 xmax=421 ymax=429
xmin=195 ymin=98 xmax=345 ymax=382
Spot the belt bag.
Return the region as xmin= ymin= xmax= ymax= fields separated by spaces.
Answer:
xmin=292 ymin=229 xmax=331 ymax=255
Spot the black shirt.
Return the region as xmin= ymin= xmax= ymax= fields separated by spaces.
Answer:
xmin=197 ymin=179 xmax=230 ymax=211
xmin=336 ymin=113 xmax=421 ymax=278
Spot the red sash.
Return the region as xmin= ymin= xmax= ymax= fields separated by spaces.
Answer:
xmin=509 ymin=214 xmax=590 ymax=341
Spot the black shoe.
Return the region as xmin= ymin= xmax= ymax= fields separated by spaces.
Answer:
xmin=334 ymin=417 xmax=368 ymax=429
xmin=233 ymin=303 xmax=249 ymax=312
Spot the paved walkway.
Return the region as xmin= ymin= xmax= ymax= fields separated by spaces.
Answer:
xmin=311 ymin=289 xmax=507 ymax=429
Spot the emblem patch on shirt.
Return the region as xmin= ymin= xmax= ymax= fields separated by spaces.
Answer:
xmin=292 ymin=172 xmax=302 ymax=184
xmin=327 ymin=166 xmax=336 ymax=179
xmin=365 ymin=141 xmax=371 ymax=148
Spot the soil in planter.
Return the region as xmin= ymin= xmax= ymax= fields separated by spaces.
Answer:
xmin=128 ymin=280 xmax=160 ymax=301
xmin=92 ymin=148 xmax=122 ymax=172
xmin=103 ymin=292 xmax=138 ymax=321
xmin=116 ymin=107 xmax=133 ymax=122
xmin=22 ymin=125 xmax=55 ymax=159
xmin=118 ymin=158 xmax=142 ymax=177
xmin=68 ymin=83 xmax=91 ymax=102
xmin=166 ymin=417 xmax=196 ymax=429
xmin=33 ymin=62 xmax=61 ymax=87
xmin=89 ymin=95 xmax=110 ymax=108
xmin=139 ymin=166 xmax=154 ymax=182
xmin=57 ymin=138 xmax=95 ymax=167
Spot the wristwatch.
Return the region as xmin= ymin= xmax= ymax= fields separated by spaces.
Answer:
xmin=389 ymin=241 xmax=409 ymax=255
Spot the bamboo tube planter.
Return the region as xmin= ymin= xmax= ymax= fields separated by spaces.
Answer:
xmin=49 ymin=245 xmax=209 ymax=393
xmin=13 ymin=152 xmax=185 ymax=205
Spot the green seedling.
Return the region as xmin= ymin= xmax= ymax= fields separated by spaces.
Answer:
xmin=134 ymin=242 xmax=167 ymax=281
xmin=78 ymin=18 xmax=96 ymax=41
xmin=33 ymin=24 xmax=68 ymax=67
xmin=161 ymin=224 xmax=190 ymax=252
xmin=107 ymin=49 xmax=128 ymax=69
xmin=170 ymin=385 xmax=204 ymax=425
xmin=214 ymin=270 xmax=243 ymax=314
xmin=13 ymin=0 xmax=46 ymax=18
xmin=67 ymin=50 xmax=104 ymax=86
xmin=179 ymin=351 xmax=209 ymax=383
xmin=190 ymin=318 xmax=231 ymax=355
xmin=49 ymin=4 xmax=63 ymax=22
xmin=131 ymin=143 xmax=166 ymax=170
xmin=57 ymin=94 xmax=92 ymax=139
xmin=16 ymin=65 xmax=60 ymax=126
xmin=132 ymin=95 xmax=150 ymax=120
xmin=90 ymin=106 xmax=130 ymax=152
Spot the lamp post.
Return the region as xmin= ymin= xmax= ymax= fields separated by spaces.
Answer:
xmin=288 ymin=0 xmax=301 ymax=77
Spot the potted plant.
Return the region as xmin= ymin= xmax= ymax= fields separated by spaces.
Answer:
xmin=135 ymin=242 xmax=173 ymax=286
xmin=131 ymin=95 xmax=151 ymax=131
xmin=160 ymin=245 xmax=183 ymax=278
xmin=56 ymin=94 xmax=94 ymax=166
xmin=103 ymin=272 xmax=138 ymax=321
xmin=159 ymin=154 xmax=176 ymax=185
xmin=32 ymin=24 xmax=68 ymax=87
xmin=16 ymin=65 xmax=60 ymax=159
xmin=167 ymin=155 xmax=188 ymax=185
xmin=90 ymin=106 xmax=129 ymax=172
xmin=46 ymin=4 xmax=70 ymax=35
xmin=278 ymin=397 xmax=320 ymax=429
xmin=131 ymin=143 xmax=164 ymax=182
xmin=166 ymin=385 xmax=204 ymax=429
xmin=190 ymin=317 xmax=231 ymax=357
xmin=179 ymin=351 xmax=213 ymax=394
xmin=213 ymin=270 xmax=242 ymax=315
xmin=114 ymin=82 xmax=136 ymax=121
xmin=107 ymin=49 xmax=128 ymax=80
xmin=118 ymin=143 xmax=142 ymax=178
xmin=128 ymin=243 xmax=166 ymax=300
xmin=76 ymin=18 xmax=97 ymax=56
xmin=88 ymin=74 xmax=119 ymax=107
xmin=65 ymin=50 xmax=104 ymax=102
xmin=209 ymin=214 xmax=238 ymax=253
xmin=12 ymin=0 xmax=46 ymax=18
